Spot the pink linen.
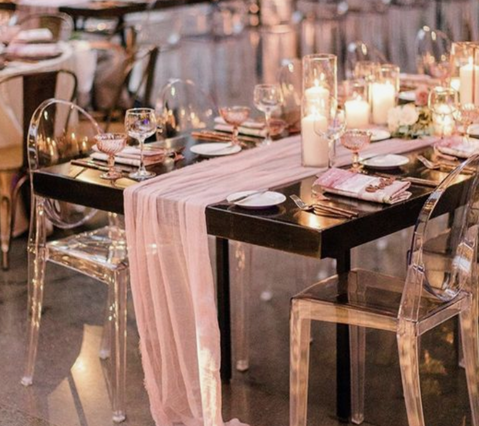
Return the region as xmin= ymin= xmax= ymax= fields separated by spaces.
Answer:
xmin=123 ymin=134 xmax=437 ymax=426
xmin=436 ymin=135 xmax=479 ymax=158
xmin=315 ymin=168 xmax=412 ymax=204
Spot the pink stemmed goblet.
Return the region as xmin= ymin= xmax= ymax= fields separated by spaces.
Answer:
xmin=219 ymin=106 xmax=250 ymax=146
xmin=94 ymin=133 xmax=127 ymax=180
xmin=340 ymin=129 xmax=372 ymax=171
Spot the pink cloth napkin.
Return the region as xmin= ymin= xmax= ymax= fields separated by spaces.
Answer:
xmin=436 ymin=135 xmax=479 ymax=158
xmin=92 ymin=145 xmax=166 ymax=166
xmin=123 ymin=134 xmax=437 ymax=426
xmin=315 ymin=168 xmax=411 ymax=204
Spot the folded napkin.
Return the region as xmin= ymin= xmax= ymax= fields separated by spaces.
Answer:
xmin=15 ymin=29 xmax=53 ymax=43
xmin=91 ymin=145 xmax=166 ymax=167
xmin=6 ymin=43 xmax=62 ymax=59
xmin=214 ymin=117 xmax=266 ymax=137
xmin=436 ymin=136 xmax=479 ymax=158
xmin=314 ymin=168 xmax=412 ymax=204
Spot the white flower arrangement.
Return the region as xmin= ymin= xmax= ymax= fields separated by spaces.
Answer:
xmin=387 ymin=103 xmax=432 ymax=139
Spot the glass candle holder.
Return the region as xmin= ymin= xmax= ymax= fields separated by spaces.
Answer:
xmin=371 ymin=63 xmax=400 ymax=125
xmin=301 ymin=53 xmax=337 ymax=168
xmin=428 ymin=86 xmax=457 ymax=138
xmin=450 ymin=42 xmax=479 ymax=106
xmin=343 ymin=80 xmax=370 ymax=128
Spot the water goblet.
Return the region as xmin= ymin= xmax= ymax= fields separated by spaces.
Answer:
xmin=253 ymin=84 xmax=283 ymax=146
xmin=314 ymin=103 xmax=346 ymax=168
xmin=219 ymin=106 xmax=250 ymax=146
xmin=340 ymin=129 xmax=372 ymax=171
xmin=454 ymin=103 xmax=479 ymax=143
xmin=428 ymin=86 xmax=457 ymax=139
xmin=124 ymin=108 xmax=157 ymax=180
xmin=94 ymin=133 xmax=127 ymax=180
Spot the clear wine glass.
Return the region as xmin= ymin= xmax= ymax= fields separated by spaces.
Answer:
xmin=428 ymin=86 xmax=457 ymax=139
xmin=253 ymin=84 xmax=283 ymax=146
xmin=219 ymin=106 xmax=250 ymax=146
xmin=454 ymin=103 xmax=479 ymax=143
xmin=124 ymin=108 xmax=157 ymax=180
xmin=314 ymin=102 xmax=346 ymax=168
xmin=94 ymin=133 xmax=127 ymax=180
xmin=340 ymin=129 xmax=372 ymax=171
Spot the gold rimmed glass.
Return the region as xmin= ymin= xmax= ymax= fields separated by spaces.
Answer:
xmin=94 ymin=133 xmax=127 ymax=180
xmin=219 ymin=106 xmax=250 ymax=146
xmin=340 ymin=129 xmax=372 ymax=171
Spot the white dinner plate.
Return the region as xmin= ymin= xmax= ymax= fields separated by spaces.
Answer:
xmin=227 ymin=191 xmax=286 ymax=209
xmin=190 ymin=142 xmax=241 ymax=156
xmin=398 ymin=90 xmax=416 ymax=102
xmin=361 ymin=154 xmax=410 ymax=169
xmin=370 ymin=129 xmax=391 ymax=142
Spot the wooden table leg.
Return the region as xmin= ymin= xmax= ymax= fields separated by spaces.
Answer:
xmin=335 ymin=251 xmax=352 ymax=423
xmin=216 ymin=237 xmax=232 ymax=382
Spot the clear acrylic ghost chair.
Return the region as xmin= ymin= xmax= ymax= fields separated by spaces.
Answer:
xmin=290 ymin=155 xmax=479 ymax=426
xmin=155 ymin=78 xmax=218 ymax=138
xmin=416 ymin=26 xmax=451 ymax=80
xmin=277 ymin=58 xmax=302 ymax=130
xmin=21 ymin=99 xmax=129 ymax=423
xmin=0 ymin=70 xmax=77 ymax=270
xmin=345 ymin=40 xmax=387 ymax=79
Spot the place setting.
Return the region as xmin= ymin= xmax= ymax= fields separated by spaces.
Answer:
xmin=70 ymin=107 xmax=184 ymax=182
xmin=191 ymin=83 xmax=288 ymax=157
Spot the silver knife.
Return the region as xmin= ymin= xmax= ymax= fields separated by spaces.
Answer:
xmin=229 ymin=189 xmax=269 ymax=203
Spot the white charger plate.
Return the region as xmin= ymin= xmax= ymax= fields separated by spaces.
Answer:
xmin=370 ymin=129 xmax=391 ymax=142
xmin=190 ymin=143 xmax=241 ymax=156
xmin=361 ymin=154 xmax=409 ymax=169
xmin=398 ymin=91 xmax=416 ymax=102
xmin=227 ymin=191 xmax=286 ymax=209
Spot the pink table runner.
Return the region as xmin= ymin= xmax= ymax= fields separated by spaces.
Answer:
xmin=124 ymin=134 xmax=437 ymax=426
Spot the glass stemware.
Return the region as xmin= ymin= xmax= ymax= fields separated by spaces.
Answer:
xmin=94 ymin=133 xmax=127 ymax=180
xmin=314 ymin=101 xmax=346 ymax=168
xmin=219 ymin=106 xmax=250 ymax=146
xmin=454 ymin=103 xmax=479 ymax=143
xmin=428 ymin=87 xmax=457 ymax=139
xmin=253 ymin=84 xmax=283 ymax=146
xmin=340 ymin=129 xmax=372 ymax=171
xmin=124 ymin=108 xmax=157 ymax=180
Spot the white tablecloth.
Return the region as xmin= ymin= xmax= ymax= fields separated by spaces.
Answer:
xmin=0 ymin=42 xmax=75 ymax=149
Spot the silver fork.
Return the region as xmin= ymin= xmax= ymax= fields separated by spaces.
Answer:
xmin=417 ymin=155 xmax=440 ymax=170
xmin=290 ymin=195 xmax=358 ymax=218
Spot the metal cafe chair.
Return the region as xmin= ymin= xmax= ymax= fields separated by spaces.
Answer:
xmin=290 ymin=156 xmax=479 ymax=426
xmin=21 ymin=99 xmax=129 ymax=423
xmin=0 ymin=70 xmax=77 ymax=270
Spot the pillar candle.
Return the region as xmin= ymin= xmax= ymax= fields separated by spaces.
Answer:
xmin=433 ymin=105 xmax=455 ymax=136
xmin=450 ymin=77 xmax=460 ymax=92
xmin=344 ymin=99 xmax=370 ymax=128
xmin=371 ymin=82 xmax=396 ymax=125
xmin=305 ymin=83 xmax=330 ymax=113
xmin=301 ymin=113 xmax=329 ymax=168
xmin=459 ymin=62 xmax=479 ymax=105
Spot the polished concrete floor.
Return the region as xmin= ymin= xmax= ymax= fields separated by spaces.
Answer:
xmin=0 ymin=228 xmax=474 ymax=426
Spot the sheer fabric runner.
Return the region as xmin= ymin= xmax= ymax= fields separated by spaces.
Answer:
xmin=124 ymin=134 xmax=436 ymax=426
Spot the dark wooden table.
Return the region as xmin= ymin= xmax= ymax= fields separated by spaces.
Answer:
xmin=31 ymin=135 xmax=446 ymax=422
